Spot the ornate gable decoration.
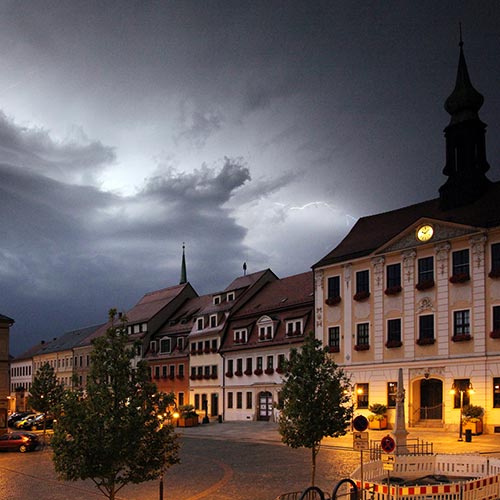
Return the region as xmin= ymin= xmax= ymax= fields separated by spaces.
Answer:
xmin=376 ymin=220 xmax=482 ymax=255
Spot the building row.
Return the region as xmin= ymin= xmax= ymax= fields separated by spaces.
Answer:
xmin=4 ymin=40 xmax=500 ymax=434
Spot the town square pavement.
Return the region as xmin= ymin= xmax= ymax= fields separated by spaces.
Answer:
xmin=0 ymin=422 xmax=499 ymax=500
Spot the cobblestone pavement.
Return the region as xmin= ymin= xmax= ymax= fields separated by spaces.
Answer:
xmin=0 ymin=422 xmax=499 ymax=500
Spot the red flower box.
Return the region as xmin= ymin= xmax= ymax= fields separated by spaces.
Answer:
xmin=451 ymin=334 xmax=472 ymax=342
xmin=353 ymin=291 xmax=370 ymax=302
xmin=264 ymin=368 xmax=274 ymax=375
xmin=416 ymin=337 xmax=435 ymax=346
xmin=244 ymin=369 xmax=252 ymax=376
xmin=385 ymin=340 xmax=402 ymax=348
xmin=449 ymin=273 xmax=470 ymax=284
xmin=489 ymin=269 xmax=500 ymax=279
xmin=254 ymin=368 xmax=263 ymax=376
xmin=416 ymin=280 xmax=435 ymax=291
xmin=354 ymin=344 xmax=369 ymax=351
xmin=384 ymin=285 xmax=402 ymax=296
xmin=325 ymin=296 xmax=342 ymax=306
xmin=210 ymin=373 xmax=218 ymax=379
xmin=328 ymin=346 xmax=340 ymax=353
xmin=234 ymin=370 xmax=243 ymax=377
xmin=490 ymin=330 xmax=500 ymax=339
xmin=225 ymin=371 xmax=233 ymax=378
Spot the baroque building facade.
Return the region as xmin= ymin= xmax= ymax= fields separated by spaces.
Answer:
xmin=313 ymin=41 xmax=500 ymax=434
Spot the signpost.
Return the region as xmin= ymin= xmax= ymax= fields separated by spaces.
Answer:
xmin=380 ymin=436 xmax=396 ymax=500
xmin=352 ymin=416 xmax=370 ymax=499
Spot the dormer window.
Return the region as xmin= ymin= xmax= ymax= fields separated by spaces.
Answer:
xmin=177 ymin=337 xmax=185 ymax=350
xmin=213 ymin=295 xmax=221 ymax=305
xmin=227 ymin=292 xmax=235 ymax=302
xmin=257 ymin=316 xmax=274 ymax=341
xmin=149 ymin=341 xmax=157 ymax=353
xmin=286 ymin=320 xmax=303 ymax=337
xmin=234 ymin=329 xmax=247 ymax=344
xmin=210 ymin=314 xmax=217 ymax=328
xmin=160 ymin=338 xmax=171 ymax=354
xmin=196 ymin=318 xmax=204 ymax=330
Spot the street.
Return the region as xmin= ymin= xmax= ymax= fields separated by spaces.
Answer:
xmin=0 ymin=436 xmax=358 ymax=500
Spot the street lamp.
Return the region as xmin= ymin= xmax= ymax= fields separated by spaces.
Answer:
xmin=449 ymin=382 xmax=474 ymax=441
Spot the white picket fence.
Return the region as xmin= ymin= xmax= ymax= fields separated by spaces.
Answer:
xmin=351 ymin=454 xmax=500 ymax=500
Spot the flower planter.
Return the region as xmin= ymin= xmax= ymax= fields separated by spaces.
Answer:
xmin=384 ymin=285 xmax=402 ymax=296
xmin=490 ymin=330 xmax=500 ymax=339
xmin=369 ymin=417 xmax=387 ymax=430
xmin=354 ymin=344 xmax=369 ymax=351
xmin=264 ymin=368 xmax=274 ymax=375
xmin=328 ymin=346 xmax=340 ymax=353
xmin=416 ymin=337 xmax=435 ymax=346
xmin=325 ymin=296 xmax=342 ymax=306
xmin=463 ymin=419 xmax=483 ymax=435
xmin=416 ymin=279 xmax=435 ymax=291
xmin=451 ymin=334 xmax=472 ymax=342
xmin=254 ymin=369 xmax=263 ymax=376
xmin=385 ymin=340 xmax=402 ymax=348
xmin=178 ymin=416 xmax=199 ymax=428
xmin=449 ymin=273 xmax=470 ymax=284
xmin=353 ymin=291 xmax=370 ymax=302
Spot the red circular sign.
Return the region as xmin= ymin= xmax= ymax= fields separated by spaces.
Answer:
xmin=352 ymin=415 xmax=369 ymax=432
xmin=381 ymin=435 xmax=396 ymax=453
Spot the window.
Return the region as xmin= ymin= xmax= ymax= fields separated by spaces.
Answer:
xmin=327 ymin=276 xmax=340 ymax=299
xmin=386 ymin=263 xmax=401 ymax=290
xmin=257 ymin=316 xmax=274 ymax=340
xmin=211 ymin=339 xmax=217 ymax=351
xmin=328 ymin=326 xmax=340 ymax=352
xmin=197 ymin=318 xmax=204 ymax=330
xmin=494 ymin=378 xmax=500 ymax=408
xmin=277 ymin=354 xmax=286 ymax=371
xmin=210 ymin=314 xmax=217 ymax=328
xmin=355 ymin=270 xmax=370 ymax=300
xmin=178 ymin=392 xmax=184 ymax=406
xmin=191 ymin=367 xmax=196 ymax=378
xmin=356 ymin=323 xmax=369 ymax=349
xmin=246 ymin=392 xmax=252 ymax=409
xmin=418 ymin=314 xmax=434 ymax=344
xmin=452 ymin=379 xmax=472 ymax=408
xmin=452 ymin=249 xmax=470 ymax=279
xmin=266 ymin=356 xmax=273 ymax=369
xmin=453 ymin=310 xmax=470 ymax=338
xmin=227 ymin=392 xmax=233 ymax=409
xmin=178 ymin=364 xmax=184 ymax=377
xmin=197 ymin=366 xmax=203 ymax=377
xmin=160 ymin=338 xmax=171 ymax=353
xmin=227 ymin=359 xmax=234 ymax=375
xmin=245 ymin=358 xmax=252 ymax=374
xmin=177 ymin=337 xmax=184 ymax=350
xmin=286 ymin=320 xmax=302 ymax=336
xmin=417 ymin=256 xmax=434 ymax=286
xmin=236 ymin=358 xmax=243 ymax=375
xmin=387 ymin=382 xmax=398 ymax=408
xmin=162 ymin=365 xmax=167 ymax=378
xmin=169 ymin=365 xmax=175 ymax=378
xmin=154 ymin=366 xmax=160 ymax=379
xmin=491 ymin=243 xmax=500 ymax=276
xmin=234 ymin=329 xmax=247 ymax=344
xmin=236 ymin=392 xmax=243 ymax=409
xmin=256 ymin=356 xmax=263 ymax=370
xmin=213 ymin=295 xmax=221 ymax=305
xmin=493 ymin=306 xmax=500 ymax=335
xmin=227 ymin=292 xmax=235 ymax=301
xmin=211 ymin=365 xmax=217 ymax=377
xmin=356 ymin=383 xmax=369 ymax=408
xmin=386 ymin=319 xmax=402 ymax=347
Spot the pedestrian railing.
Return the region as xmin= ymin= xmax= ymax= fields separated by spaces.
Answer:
xmin=369 ymin=437 xmax=433 ymax=460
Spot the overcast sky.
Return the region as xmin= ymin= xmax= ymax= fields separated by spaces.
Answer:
xmin=1 ymin=1 xmax=499 ymax=355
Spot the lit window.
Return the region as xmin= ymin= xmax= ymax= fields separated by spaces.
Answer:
xmin=494 ymin=378 xmax=500 ymax=408
xmin=387 ymin=382 xmax=397 ymax=408
xmin=453 ymin=310 xmax=470 ymax=336
xmin=356 ymin=383 xmax=369 ymax=408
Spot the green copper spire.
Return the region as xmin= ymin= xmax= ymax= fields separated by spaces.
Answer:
xmin=180 ymin=243 xmax=187 ymax=284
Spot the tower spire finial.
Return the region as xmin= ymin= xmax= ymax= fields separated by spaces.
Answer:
xmin=179 ymin=243 xmax=187 ymax=285
xmin=459 ymin=22 xmax=463 ymax=48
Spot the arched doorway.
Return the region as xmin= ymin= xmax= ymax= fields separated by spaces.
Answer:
xmin=419 ymin=378 xmax=443 ymax=422
xmin=258 ymin=391 xmax=273 ymax=421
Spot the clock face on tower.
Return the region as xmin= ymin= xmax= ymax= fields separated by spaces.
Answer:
xmin=417 ymin=224 xmax=434 ymax=242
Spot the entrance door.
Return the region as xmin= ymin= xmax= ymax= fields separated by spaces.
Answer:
xmin=420 ymin=379 xmax=443 ymax=420
xmin=211 ymin=393 xmax=218 ymax=417
xmin=258 ymin=391 xmax=273 ymax=421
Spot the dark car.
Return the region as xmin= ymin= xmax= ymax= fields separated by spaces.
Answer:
xmin=7 ymin=412 xmax=31 ymax=428
xmin=23 ymin=414 xmax=55 ymax=431
xmin=0 ymin=432 xmax=39 ymax=452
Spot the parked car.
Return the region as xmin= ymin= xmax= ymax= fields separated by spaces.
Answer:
xmin=13 ymin=414 xmax=38 ymax=429
xmin=7 ymin=412 xmax=31 ymax=428
xmin=23 ymin=414 xmax=55 ymax=431
xmin=0 ymin=432 xmax=39 ymax=452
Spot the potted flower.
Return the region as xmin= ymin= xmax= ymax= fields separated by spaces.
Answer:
xmin=368 ymin=403 xmax=388 ymax=430
xmin=178 ymin=404 xmax=199 ymax=427
xmin=462 ymin=404 xmax=484 ymax=435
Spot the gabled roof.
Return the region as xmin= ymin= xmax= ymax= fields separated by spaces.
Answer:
xmin=223 ymin=269 xmax=274 ymax=293
xmin=232 ymin=271 xmax=313 ymax=318
xmin=0 ymin=313 xmax=14 ymax=325
xmin=314 ymin=181 xmax=500 ymax=268
xmin=125 ymin=283 xmax=191 ymax=324
xmin=36 ymin=324 xmax=104 ymax=355
xmin=12 ymin=341 xmax=47 ymax=361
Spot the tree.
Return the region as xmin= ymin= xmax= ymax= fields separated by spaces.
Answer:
xmin=278 ymin=332 xmax=353 ymax=486
xmin=28 ymin=362 xmax=64 ymax=437
xmin=52 ymin=309 xmax=180 ymax=500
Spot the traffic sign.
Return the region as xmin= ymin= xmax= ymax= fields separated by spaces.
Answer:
xmin=381 ymin=453 xmax=396 ymax=463
xmin=352 ymin=415 xmax=369 ymax=432
xmin=380 ymin=435 xmax=396 ymax=453
xmin=352 ymin=431 xmax=369 ymax=450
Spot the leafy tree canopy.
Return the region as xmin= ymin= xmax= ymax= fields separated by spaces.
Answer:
xmin=278 ymin=332 xmax=353 ymax=485
xmin=28 ymin=362 xmax=64 ymax=416
xmin=52 ymin=309 xmax=180 ymax=500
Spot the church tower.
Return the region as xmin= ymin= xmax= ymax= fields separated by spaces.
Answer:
xmin=439 ymin=35 xmax=491 ymax=209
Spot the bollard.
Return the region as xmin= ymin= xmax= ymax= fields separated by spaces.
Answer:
xmin=465 ymin=429 xmax=472 ymax=442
